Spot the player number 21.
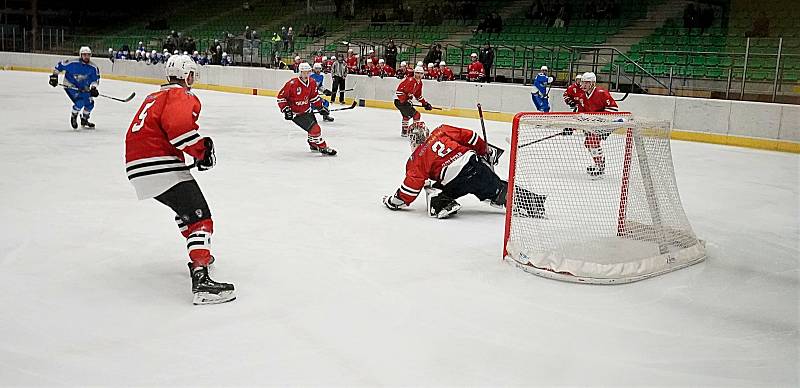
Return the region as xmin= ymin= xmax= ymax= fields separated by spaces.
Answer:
xmin=131 ymin=100 xmax=156 ymax=133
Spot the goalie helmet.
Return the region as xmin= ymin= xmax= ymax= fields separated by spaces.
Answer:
xmin=165 ymin=54 xmax=198 ymax=84
xmin=408 ymin=121 xmax=429 ymax=148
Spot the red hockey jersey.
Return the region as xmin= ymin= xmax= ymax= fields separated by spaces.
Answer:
xmin=346 ymin=55 xmax=359 ymax=73
xmin=467 ymin=61 xmax=485 ymax=81
xmin=277 ymin=77 xmax=323 ymax=114
xmin=377 ymin=64 xmax=395 ymax=77
xmin=394 ymin=125 xmax=488 ymax=204
xmin=125 ymin=84 xmax=207 ymax=200
xmin=313 ymin=55 xmax=323 ymax=64
xmin=563 ymin=83 xmax=584 ymax=107
xmin=439 ymin=66 xmax=455 ymax=81
xmin=395 ymin=67 xmax=410 ymax=78
xmin=395 ymin=76 xmax=428 ymax=104
xmin=426 ymin=67 xmax=440 ymax=80
xmin=576 ymin=87 xmax=618 ymax=113
xmin=364 ymin=64 xmax=380 ymax=76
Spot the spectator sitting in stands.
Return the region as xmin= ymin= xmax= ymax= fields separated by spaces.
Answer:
xmin=221 ymin=52 xmax=233 ymax=66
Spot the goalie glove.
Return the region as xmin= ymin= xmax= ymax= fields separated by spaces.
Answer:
xmin=48 ymin=73 xmax=58 ymax=87
xmin=195 ymin=137 xmax=216 ymax=171
xmin=382 ymin=193 xmax=406 ymax=211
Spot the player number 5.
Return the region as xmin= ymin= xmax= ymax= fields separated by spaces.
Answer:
xmin=131 ymin=100 xmax=156 ymax=133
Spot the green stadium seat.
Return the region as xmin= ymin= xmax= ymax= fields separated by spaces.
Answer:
xmin=691 ymin=56 xmax=706 ymax=66
xmin=706 ymin=68 xmax=724 ymax=78
xmin=783 ymin=71 xmax=799 ymax=82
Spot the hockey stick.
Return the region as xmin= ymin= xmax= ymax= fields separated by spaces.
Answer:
xmin=477 ymin=103 xmax=505 ymax=166
xmin=312 ymin=101 xmax=357 ymax=114
xmin=412 ymin=104 xmax=443 ymax=110
xmin=507 ymin=129 xmax=569 ymax=149
xmin=59 ymin=84 xmax=136 ymax=102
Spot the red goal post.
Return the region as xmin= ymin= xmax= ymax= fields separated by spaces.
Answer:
xmin=503 ymin=112 xmax=706 ymax=284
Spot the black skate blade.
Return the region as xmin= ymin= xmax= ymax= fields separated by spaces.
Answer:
xmin=193 ymin=290 xmax=236 ymax=305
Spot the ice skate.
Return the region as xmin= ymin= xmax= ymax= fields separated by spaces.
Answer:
xmin=70 ymin=112 xmax=78 ymax=129
xmin=322 ymin=115 xmax=334 ymax=122
xmin=80 ymin=116 xmax=95 ymax=129
xmin=188 ymin=263 xmax=235 ymax=305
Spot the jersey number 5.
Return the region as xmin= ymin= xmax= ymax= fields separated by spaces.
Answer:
xmin=130 ymin=100 xmax=156 ymax=133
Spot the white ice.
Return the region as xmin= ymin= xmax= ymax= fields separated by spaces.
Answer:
xmin=0 ymin=70 xmax=797 ymax=386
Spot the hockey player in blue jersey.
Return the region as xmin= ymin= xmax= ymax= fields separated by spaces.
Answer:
xmin=49 ymin=46 xmax=101 ymax=129
xmin=310 ymin=62 xmax=334 ymax=122
xmin=531 ymin=65 xmax=554 ymax=112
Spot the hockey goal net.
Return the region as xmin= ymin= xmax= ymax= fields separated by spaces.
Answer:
xmin=503 ymin=112 xmax=706 ymax=284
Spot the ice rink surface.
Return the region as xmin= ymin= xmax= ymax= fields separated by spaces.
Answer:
xmin=0 ymin=70 xmax=797 ymax=386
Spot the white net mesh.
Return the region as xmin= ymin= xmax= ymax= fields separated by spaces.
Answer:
xmin=504 ymin=112 xmax=706 ymax=284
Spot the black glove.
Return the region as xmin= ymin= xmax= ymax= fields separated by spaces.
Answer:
xmin=423 ymin=102 xmax=433 ymax=111
xmin=323 ymin=89 xmax=332 ymax=96
xmin=383 ymin=194 xmax=406 ymax=211
xmin=367 ymin=72 xmax=373 ymax=78
xmin=283 ymin=106 xmax=294 ymax=120
xmin=195 ymin=137 xmax=216 ymax=171
xmin=49 ymin=74 xmax=58 ymax=87
xmin=319 ymin=106 xmax=330 ymax=116
xmin=89 ymin=86 xmax=99 ymax=97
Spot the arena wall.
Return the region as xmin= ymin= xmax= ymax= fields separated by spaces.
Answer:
xmin=2 ymin=51 xmax=797 ymax=152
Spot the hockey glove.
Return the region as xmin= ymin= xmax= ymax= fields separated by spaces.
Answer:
xmin=195 ymin=137 xmax=216 ymax=171
xmin=484 ymin=144 xmax=504 ymax=166
xmin=283 ymin=107 xmax=294 ymax=121
xmin=382 ymin=194 xmax=406 ymax=211
xmin=49 ymin=73 xmax=58 ymax=87
xmin=89 ymin=86 xmax=99 ymax=97
xmin=423 ymin=102 xmax=433 ymax=111
xmin=323 ymin=89 xmax=332 ymax=97
xmin=319 ymin=106 xmax=330 ymax=116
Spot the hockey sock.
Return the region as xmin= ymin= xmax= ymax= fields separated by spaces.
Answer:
xmin=307 ymin=124 xmax=327 ymax=148
xmin=584 ymin=133 xmax=605 ymax=166
xmin=412 ymin=111 xmax=421 ymax=121
xmin=401 ymin=117 xmax=410 ymax=133
xmin=184 ymin=219 xmax=214 ymax=268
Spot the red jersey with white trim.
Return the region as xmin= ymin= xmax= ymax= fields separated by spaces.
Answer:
xmin=394 ymin=125 xmax=488 ymax=205
xmin=563 ymin=83 xmax=584 ymax=107
xmin=364 ymin=64 xmax=380 ymax=76
xmin=426 ymin=67 xmax=440 ymax=80
xmin=576 ymin=87 xmax=618 ymax=113
xmin=467 ymin=61 xmax=485 ymax=81
xmin=277 ymin=77 xmax=323 ymax=114
xmin=440 ymin=66 xmax=455 ymax=81
xmin=125 ymin=84 xmax=207 ymax=199
xmin=377 ymin=64 xmax=395 ymax=77
xmin=395 ymin=67 xmax=409 ymax=78
xmin=313 ymin=55 xmax=323 ymax=64
xmin=324 ymin=59 xmax=334 ymax=72
xmin=346 ymin=55 xmax=359 ymax=72
xmin=395 ymin=77 xmax=427 ymax=104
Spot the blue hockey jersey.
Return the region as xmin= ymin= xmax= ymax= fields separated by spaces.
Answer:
xmin=54 ymin=59 xmax=100 ymax=91
xmin=309 ymin=72 xmax=325 ymax=90
xmin=532 ymin=72 xmax=552 ymax=96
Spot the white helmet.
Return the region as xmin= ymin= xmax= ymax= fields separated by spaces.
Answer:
xmin=183 ymin=51 xmax=188 ymax=55
xmin=540 ymin=65 xmax=548 ymax=71
xmin=193 ymin=50 xmax=199 ymax=55
xmin=366 ymin=58 xmax=372 ymax=63
xmin=173 ymin=50 xmax=179 ymax=54
xmin=298 ymin=62 xmax=312 ymax=72
xmin=400 ymin=61 xmax=407 ymax=67
xmin=138 ymin=41 xmax=143 ymax=45
xmin=322 ymin=56 xmax=328 ymax=61
xmin=331 ymin=55 xmax=336 ymax=60
xmin=295 ymin=55 xmax=301 ymax=61
xmin=378 ymin=58 xmax=385 ymax=64
xmin=108 ymin=48 xmax=113 ymax=52
xmin=369 ymin=49 xmax=374 ymax=53
xmin=222 ymin=52 xmax=228 ymax=57
xmin=575 ymin=74 xmax=582 ymax=80
xmin=414 ymin=66 xmax=425 ymax=74
xmin=165 ymin=54 xmax=198 ymax=83
xmin=470 ymin=52 xmax=477 ymax=58
xmin=79 ymin=46 xmax=91 ymax=55
xmin=151 ymin=50 xmax=157 ymax=54
xmin=416 ymin=61 xmax=423 ymax=67
xmin=427 ymin=63 xmax=434 ymax=68
xmin=440 ymin=61 xmax=446 ymax=66
xmin=582 ymin=72 xmax=597 ymax=82
xmin=408 ymin=121 xmax=430 ymax=147
xmin=348 ymin=48 xmax=353 ymax=53
xmin=313 ymin=62 xmax=322 ymax=70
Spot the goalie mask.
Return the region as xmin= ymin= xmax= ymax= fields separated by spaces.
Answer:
xmin=408 ymin=122 xmax=429 ymax=148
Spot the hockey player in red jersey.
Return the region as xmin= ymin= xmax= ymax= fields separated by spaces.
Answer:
xmin=363 ymin=58 xmax=380 ymax=77
xmin=345 ymin=50 xmax=359 ymax=73
xmin=425 ymin=63 xmax=440 ymax=80
xmin=376 ymin=59 xmax=395 ymax=78
xmin=575 ymin=71 xmax=619 ymax=177
xmin=382 ymin=123 xmax=546 ymax=219
xmin=467 ymin=53 xmax=485 ymax=82
xmin=124 ymin=55 xmax=235 ymax=305
xmin=562 ymin=74 xmax=583 ymax=112
xmin=438 ymin=61 xmax=455 ymax=81
xmin=394 ymin=66 xmax=433 ymax=137
xmin=324 ymin=55 xmax=336 ymax=72
xmin=395 ymin=61 xmax=410 ymax=79
xmin=277 ymin=62 xmax=336 ymax=155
